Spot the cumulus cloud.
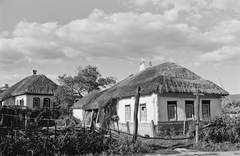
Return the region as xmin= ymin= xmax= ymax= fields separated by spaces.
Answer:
xmin=0 ymin=31 xmax=9 ymax=38
xmin=0 ymin=5 xmax=240 ymax=69
xmin=200 ymin=46 xmax=240 ymax=64
xmin=123 ymin=0 xmax=240 ymax=12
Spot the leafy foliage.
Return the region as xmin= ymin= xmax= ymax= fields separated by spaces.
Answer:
xmin=54 ymin=65 xmax=116 ymax=111
xmin=223 ymin=100 xmax=240 ymax=114
xmin=188 ymin=115 xmax=240 ymax=143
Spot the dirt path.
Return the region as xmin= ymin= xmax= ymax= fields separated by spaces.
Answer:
xmin=145 ymin=148 xmax=240 ymax=156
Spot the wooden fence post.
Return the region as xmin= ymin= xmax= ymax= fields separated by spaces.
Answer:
xmin=132 ymin=86 xmax=141 ymax=143
xmin=194 ymin=89 xmax=204 ymax=144
xmin=46 ymin=120 xmax=49 ymax=144
xmin=151 ymin=120 xmax=156 ymax=137
xmin=36 ymin=121 xmax=38 ymax=143
xmin=109 ymin=128 xmax=112 ymax=144
xmin=55 ymin=121 xmax=57 ymax=141
xmin=183 ymin=120 xmax=186 ymax=135
xmin=126 ymin=121 xmax=130 ymax=134
xmin=90 ymin=110 xmax=94 ymax=129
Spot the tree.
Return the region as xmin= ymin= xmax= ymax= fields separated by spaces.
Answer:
xmin=54 ymin=65 xmax=117 ymax=111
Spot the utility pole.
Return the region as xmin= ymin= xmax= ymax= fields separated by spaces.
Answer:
xmin=194 ymin=89 xmax=204 ymax=144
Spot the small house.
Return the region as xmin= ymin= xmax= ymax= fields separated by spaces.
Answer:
xmin=73 ymin=62 xmax=229 ymax=136
xmin=0 ymin=70 xmax=58 ymax=109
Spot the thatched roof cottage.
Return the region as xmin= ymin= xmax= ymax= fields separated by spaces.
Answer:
xmin=0 ymin=70 xmax=58 ymax=109
xmin=72 ymin=62 xmax=229 ymax=136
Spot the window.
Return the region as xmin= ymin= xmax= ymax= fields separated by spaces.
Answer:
xmin=140 ymin=104 xmax=147 ymax=122
xmin=33 ymin=97 xmax=40 ymax=109
xmin=43 ymin=98 xmax=50 ymax=108
xmin=168 ymin=101 xmax=177 ymax=121
xmin=185 ymin=101 xmax=194 ymax=119
xmin=202 ymin=100 xmax=210 ymax=118
xmin=125 ymin=105 xmax=131 ymax=121
xmin=20 ymin=99 xmax=24 ymax=106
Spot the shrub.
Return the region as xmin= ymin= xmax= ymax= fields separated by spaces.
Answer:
xmin=107 ymin=134 xmax=152 ymax=155
xmin=188 ymin=115 xmax=240 ymax=143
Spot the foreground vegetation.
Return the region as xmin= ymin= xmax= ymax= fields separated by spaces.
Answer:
xmin=2 ymin=114 xmax=240 ymax=155
xmin=1 ymin=101 xmax=240 ymax=155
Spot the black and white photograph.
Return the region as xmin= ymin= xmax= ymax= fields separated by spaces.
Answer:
xmin=0 ymin=0 xmax=240 ymax=155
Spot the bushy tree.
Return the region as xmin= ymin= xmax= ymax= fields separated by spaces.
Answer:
xmin=54 ymin=65 xmax=117 ymax=111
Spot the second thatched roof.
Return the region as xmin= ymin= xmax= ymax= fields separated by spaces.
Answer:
xmin=74 ymin=62 xmax=229 ymax=110
xmin=0 ymin=74 xmax=58 ymax=101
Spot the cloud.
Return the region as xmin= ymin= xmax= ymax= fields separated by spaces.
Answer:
xmin=0 ymin=31 xmax=9 ymax=38
xmin=200 ymin=46 xmax=240 ymax=65
xmin=0 ymin=6 xmax=240 ymax=70
xmin=123 ymin=0 xmax=240 ymax=12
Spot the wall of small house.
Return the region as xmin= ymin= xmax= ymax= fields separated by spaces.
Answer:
xmin=3 ymin=97 xmax=15 ymax=105
xmin=25 ymin=95 xmax=54 ymax=109
xmin=158 ymin=94 xmax=222 ymax=121
xmin=15 ymin=95 xmax=28 ymax=106
xmin=73 ymin=109 xmax=83 ymax=121
xmin=117 ymin=93 xmax=158 ymax=136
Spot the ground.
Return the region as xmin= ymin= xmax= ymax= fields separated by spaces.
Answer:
xmin=145 ymin=148 xmax=240 ymax=156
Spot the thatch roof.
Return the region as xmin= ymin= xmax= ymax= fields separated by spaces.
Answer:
xmin=0 ymin=74 xmax=58 ymax=100
xmin=71 ymin=90 xmax=100 ymax=109
xmin=79 ymin=62 xmax=229 ymax=110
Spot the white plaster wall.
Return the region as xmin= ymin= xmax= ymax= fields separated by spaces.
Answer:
xmin=158 ymin=96 xmax=222 ymax=121
xmin=73 ymin=109 xmax=83 ymax=120
xmin=117 ymin=93 xmax=158 ymax=124
xmin=26 ymin=95 xmax=54 ymax=108
xmin=15 ymin=95 xmax=28 ymax=106
xmin=3 ymin=97 xmax=15 ymax=105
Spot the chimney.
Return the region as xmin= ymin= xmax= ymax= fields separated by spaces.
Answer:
xmin=139 ymin=61 xmax=146 ymax=71
xmin=139 ymin=61 xmax=152 ymax=71
xmin=149 ymin=61 xmax=152 ymax=67
xmin=3 ymin=84 xmax=8 ymax=88
xmin=32 ymin=70 xmax=37 ymax=75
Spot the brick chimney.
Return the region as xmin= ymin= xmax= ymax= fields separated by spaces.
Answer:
xmin=32 ymin=70 xmax=37 ymax=75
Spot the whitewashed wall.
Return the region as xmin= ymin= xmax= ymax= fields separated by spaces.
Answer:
xmin=15 ymin=95 xmax=28 ymax=106
xmin=117 ymin=93 xmax=158 ymax=124
xmin=3 ymin=97 xmax=15 ymax=105
xmin=158 ymin=95 xmax=222 ymax=121
xmin=73 ymin=109 xmax=83 ymax=120
xmin=14 ymin=95 xmax=54 ymax=108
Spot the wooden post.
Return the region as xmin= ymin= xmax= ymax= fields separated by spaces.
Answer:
xmin=90 ymin=110 xmax=94 ymax=129
xmin=194 ymin=89 xmax=204 ymax=144
xmin=36 ymin=121 xmax=38 ymax=143
xmin=25 ymin=113 xmax=27 ymax=130
xmin=183 ymin=120 xmax=186 ymax=135
xmin=132 ymin=86 xmax=141 ymax=143
xmin=54 ymin=121 xmax=57 ymax=141
xmin=46 ymin=120 xmax=49 ymax=145
xmin=126 ymin=121 xmax=130 ymax=134
xmin=151 ymin=120 xmax=156 ymax=137
xmin=109 ymin=128 xmax=112 ymax=144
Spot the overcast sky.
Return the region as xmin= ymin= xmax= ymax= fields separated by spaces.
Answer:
xmin=0 ymin=0 xmax=239 ymax=94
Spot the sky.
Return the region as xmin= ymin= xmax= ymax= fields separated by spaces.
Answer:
xmin=0 ymin=0 xmax=239 ymax=94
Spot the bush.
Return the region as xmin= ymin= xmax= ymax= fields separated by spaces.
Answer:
xmin=107 ymin=134 xmax=152 ymax=155
xmin=188 ymin=115 xmax=240 ymax=143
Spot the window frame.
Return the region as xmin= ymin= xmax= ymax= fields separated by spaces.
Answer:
xmin=202 ymin=100 xmax=211 ymax=119
xmin=167 ymin=101 xmax=177 ymax=121
xmin=43 ymin=98 xmax=50 ymax=108
xmin=33 ymin=97 xmax=40 ymax=109
xmin=140 ymin=103 xmax=147 ymax=122
xmin=125 ymin=105 xmax=131 ymax=121
xmin=185 ymin=100 xmax=194 ymax=119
